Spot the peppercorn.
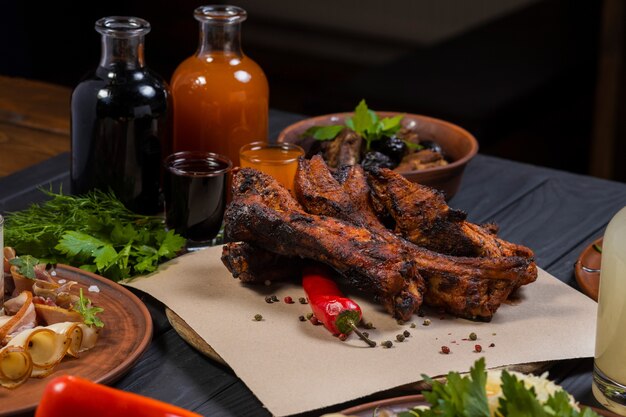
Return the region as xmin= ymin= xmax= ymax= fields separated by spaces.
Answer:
xmin=306 ymin=312 xmax=313 ymax=320
xmin=396 ymin=334 xmax=405 ymax=342
xmin=403 ymin=330 xmax=410 ymax=337
xmin=423 ymin=319 xmax=431 ymax=326
xmin=475 ymin=344 xmax=482 ymax=353
xmin=362 ymin=331 xmax=369 ymax=338
xmin=338 ymin=333 xmax=348 ymax=341
xmin=298 ymin=297 xmax=308 ymax=304
xmin=364 ymin=322 xmax=374 ymax=329
xmin=410 ymin=322 xmax=417 ymax=328
xmin=298 ymin=315 xmax=306 ymax=322
xmin=489 ymin=343 xmax=495 ymax=348
xmin=265 ymin=296 xmax=273 ymax=303
xmin=310 ymin=316 xmax=320 ymax=325
xmin=253 ymin=314 xmax=263 ymax=321
xmin=469 ymin=332 xmax=477 ymax=341
xmin=382 ymin=340 xmax=393 ymax=348
xmin=441 ymin=346 xmax=450 ymax=354
xmin=284 ymin=296 xmax=294 ymax=304
xmin=271 ymin=295 xmax=279 ymax=302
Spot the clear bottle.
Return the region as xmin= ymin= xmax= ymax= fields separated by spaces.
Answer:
xmin=171 ymin=5 xmax=269 ymax=166
xmin=593 ymin=206 xmax=626 ymax=415
xmin=71 ymin=17 xmax=172 ymax=214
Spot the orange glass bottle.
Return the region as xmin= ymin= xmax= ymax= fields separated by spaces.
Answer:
xmin=171 ymin=5 xmax=268 ymax=166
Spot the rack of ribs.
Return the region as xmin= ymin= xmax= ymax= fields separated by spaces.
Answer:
xmin=222 ymin=156 xmax=537 ymax=321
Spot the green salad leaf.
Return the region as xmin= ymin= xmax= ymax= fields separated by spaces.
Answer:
xmin=8 ymin=255 xmax=40 ymax=280
xmin=73 ymin=288 xmax=105 ymax=328
xmin=4 ymin=189 xmax=185 ymax=281
xmin=301 ymin=99 xmax=404 ymax=150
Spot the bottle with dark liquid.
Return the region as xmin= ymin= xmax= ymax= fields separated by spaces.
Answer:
xmin=71 ymin=16 xmax=172 ymax=214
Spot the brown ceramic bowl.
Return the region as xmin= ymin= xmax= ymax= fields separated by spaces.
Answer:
xmin=277 ymin=112 xmax=478 ymax=199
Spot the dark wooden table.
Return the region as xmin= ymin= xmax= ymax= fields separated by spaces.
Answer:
xmin=1 ymin=108 xmax=625 ymax=416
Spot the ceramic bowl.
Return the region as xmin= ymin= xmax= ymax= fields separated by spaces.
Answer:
xmin=277 ymin=112 xmax=478 ymax=199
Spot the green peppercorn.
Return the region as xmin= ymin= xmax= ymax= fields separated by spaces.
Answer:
xmin=306 ymin=312 xmax=313 ymax=320
xmin=382 ymin=340 xmax=393 ymax=348
xmin=364 ymin=322 xmax=374 ymax=329
xmin=253 ymin=314 xmax=263 ymax=321
xmin=396 ymin=334 xmax=405 ymax=342
xmin=403 ymin=330 xmax=410 ymax=337
xmin=271 ymin=295 xmax=279 ymax=302
xmin=396 ymin=319 xmax=405 ymax=325
xmin=410 ymin=322 xmax=416 ymax=328
xmin=423 ymin=319 xmax=431 ymax=326
xmin=299 ymin=297 xmax=308 ymax=304
xmin=469 ymin=332 xmax=477 ymax=341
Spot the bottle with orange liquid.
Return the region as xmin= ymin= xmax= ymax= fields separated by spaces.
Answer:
xmin=171 ymin=5 xmax=268 ymax=166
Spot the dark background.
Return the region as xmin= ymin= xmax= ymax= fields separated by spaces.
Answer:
xmin=3 ymin=0 xmax=621 ymax=181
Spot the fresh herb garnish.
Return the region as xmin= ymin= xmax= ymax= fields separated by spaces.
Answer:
xmin=302 ymin=100 xmax=404 ymax=150
xmin=401 ymin=358 xmax=600 ymax=417
xmin=4 ymin=189 xmax=185 ymax=281
xmin=73 ymin=288 xmax=104 ymax=328
xmin=302 ymin=125 xmax=345 ymax=141
xmin=8 ymin=255 xmax=40 ymax=280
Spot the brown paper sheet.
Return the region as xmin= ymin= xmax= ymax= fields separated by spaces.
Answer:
xmin=128 ymin=246 xmax=597 ymax=416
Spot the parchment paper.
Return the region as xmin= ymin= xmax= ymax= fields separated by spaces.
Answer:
xmin=128 ymin=246 xmax=597 ymax=416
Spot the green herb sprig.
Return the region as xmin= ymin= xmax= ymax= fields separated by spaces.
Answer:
xmin=4 ymin=189 xmax=185 ymax=281
xmin=302 ymin=100 xmax=405 ymax=151
xmin=73 ymin=288 xmax=105 ymax=328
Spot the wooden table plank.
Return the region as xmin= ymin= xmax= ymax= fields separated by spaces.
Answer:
xmin=0 ymin=76 xmax=70 ymax=177
xmin=0 ymin=121 xmax=69 ymax=177
xmin=0 ymin=76 xmax=70 ymax=135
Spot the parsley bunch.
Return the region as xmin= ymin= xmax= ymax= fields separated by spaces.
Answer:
xmin=404 ymin=358 xmax=599 ymax=417
xmin=303 ymin=99 xmax=404 ymax=151
xmin=4 ymin=189 xmax=185 ymax=281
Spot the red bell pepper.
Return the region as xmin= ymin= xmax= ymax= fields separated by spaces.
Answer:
xmin=35 ymin=375 xmax=202 ymax=417
xmin=302 ymin=264 xmax=376 ymax=347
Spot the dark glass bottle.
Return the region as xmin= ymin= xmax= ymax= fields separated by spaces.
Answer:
xmin=71 ymin=16 xmax=172 ymax=214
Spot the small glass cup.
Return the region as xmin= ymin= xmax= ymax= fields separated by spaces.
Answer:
xmin=239 ymin=142 xmax=304 ymax=192
xmin=163 ymin=152 xmax=232 ymax=250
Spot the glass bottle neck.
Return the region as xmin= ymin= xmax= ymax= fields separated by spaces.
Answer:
xmin=99 ymin=35 xmax=146 ymax=70
xmin=197 ymin=22 xmax=242 ymax=57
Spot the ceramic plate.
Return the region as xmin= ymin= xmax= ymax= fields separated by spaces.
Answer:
xmin=574 ymin=237 xmax=603 ymax=301
xmin=341 ymin=394 xmax=619 ymax=416
xmin=0 ymin=265 xmax=153 ymax=416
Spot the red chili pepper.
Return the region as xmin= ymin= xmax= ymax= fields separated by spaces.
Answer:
xmin=302 ymin=264 xmax=376 ymax=347
xmin=35 ymin=375 xmax=202 ymax=417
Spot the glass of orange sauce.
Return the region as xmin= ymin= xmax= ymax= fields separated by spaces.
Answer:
xmin=239 ymin=142 xmax=304 ymax=192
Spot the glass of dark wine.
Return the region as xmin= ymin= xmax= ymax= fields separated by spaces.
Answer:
xmin=163 ymin=151 xmax=232 ymax=250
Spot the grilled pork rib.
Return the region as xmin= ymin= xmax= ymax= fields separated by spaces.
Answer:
xmin=367 ymin=167 xmax=535 ymax=261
